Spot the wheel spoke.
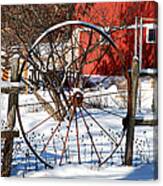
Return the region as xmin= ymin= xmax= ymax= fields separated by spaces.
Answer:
xmin=83 ymin=101 xmax=124 ymax=118
xmin=41 ymin=119 xmax=62 ymax=154
xmin=26 ymin=108 xmax=63 ymax=134
xmin=99 ymin=130 xmax=126 ymax=167
xmin=75 ymin=109 xmax=81 ymax=164
xmin=84 ymin=90 xmax=126 ymax=97
xmin=83 ymin=44 xmax=111 ymax=87
xmin=81 ymin=106 xmax=118 ymax=145
xmin=59 ymin=107 xmax=75 ymax=166
xmin=40 ymin=98 xmax=72 ymax=154
xmin=69 ymin=30 xmax=94 ymax=88
xmin=79 ymin=107 xmax=101 ymax=164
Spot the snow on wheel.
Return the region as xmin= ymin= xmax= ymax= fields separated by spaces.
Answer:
xmin=17 ymin=21 xmax=126 ymax=168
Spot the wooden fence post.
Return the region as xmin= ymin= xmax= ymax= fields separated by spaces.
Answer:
xmin=124 ymin=56 xmax=139 ymax=165
xmin=1 ymin=62 xmax=19 ymax=177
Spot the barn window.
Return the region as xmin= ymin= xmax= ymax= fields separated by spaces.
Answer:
xmin=146 ymin=28 xmax=156 ymax=43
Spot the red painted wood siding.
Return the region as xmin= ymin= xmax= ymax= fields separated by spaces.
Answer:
xmin=74 ymin=1 xmax=158 ymax=76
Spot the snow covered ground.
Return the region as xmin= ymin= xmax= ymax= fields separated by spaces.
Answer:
xmin=25 ymin=163 xmax=156 ymax=180
xmin=1 ymin=76 xmax=158 ymax=179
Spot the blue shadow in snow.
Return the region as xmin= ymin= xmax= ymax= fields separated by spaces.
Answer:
xmin=41 ymin=152 xmax=61 ymax=159
xmin=120 ymin=163 xmax=158 ymax=180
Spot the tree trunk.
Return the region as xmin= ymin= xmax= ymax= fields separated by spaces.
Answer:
xmin=34 ymin=90 xmax=64 ymax=121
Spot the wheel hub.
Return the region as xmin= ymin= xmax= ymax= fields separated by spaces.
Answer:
xmin=71 ymin=90 xmax=84 ymax=107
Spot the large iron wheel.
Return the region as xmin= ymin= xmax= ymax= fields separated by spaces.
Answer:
xmin=17 ymin=21 xmax=126 ymax=168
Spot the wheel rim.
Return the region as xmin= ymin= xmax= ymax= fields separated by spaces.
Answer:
xmin=17 ymin=20 xmax=126 ymax=168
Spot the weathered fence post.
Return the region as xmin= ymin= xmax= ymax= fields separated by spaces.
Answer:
xmin=1 ymin=61 xmax=19 ymax=177
xmin=124 ymin=56 xmax=139 ymax=165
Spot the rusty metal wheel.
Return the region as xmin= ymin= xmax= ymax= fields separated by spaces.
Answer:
xmin=17 ymin=21 xmax=126 ymax=168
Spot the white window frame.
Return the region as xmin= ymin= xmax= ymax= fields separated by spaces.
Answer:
xmin=146 ymin=27 xmax=156 ymax=44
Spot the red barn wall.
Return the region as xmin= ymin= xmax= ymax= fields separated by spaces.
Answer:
xmin=74 ymin=1 xmax=158 ymax=76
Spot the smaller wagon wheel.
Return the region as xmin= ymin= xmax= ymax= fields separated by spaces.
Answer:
xmin=17 ymin=21 xmax=126 ymax=168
